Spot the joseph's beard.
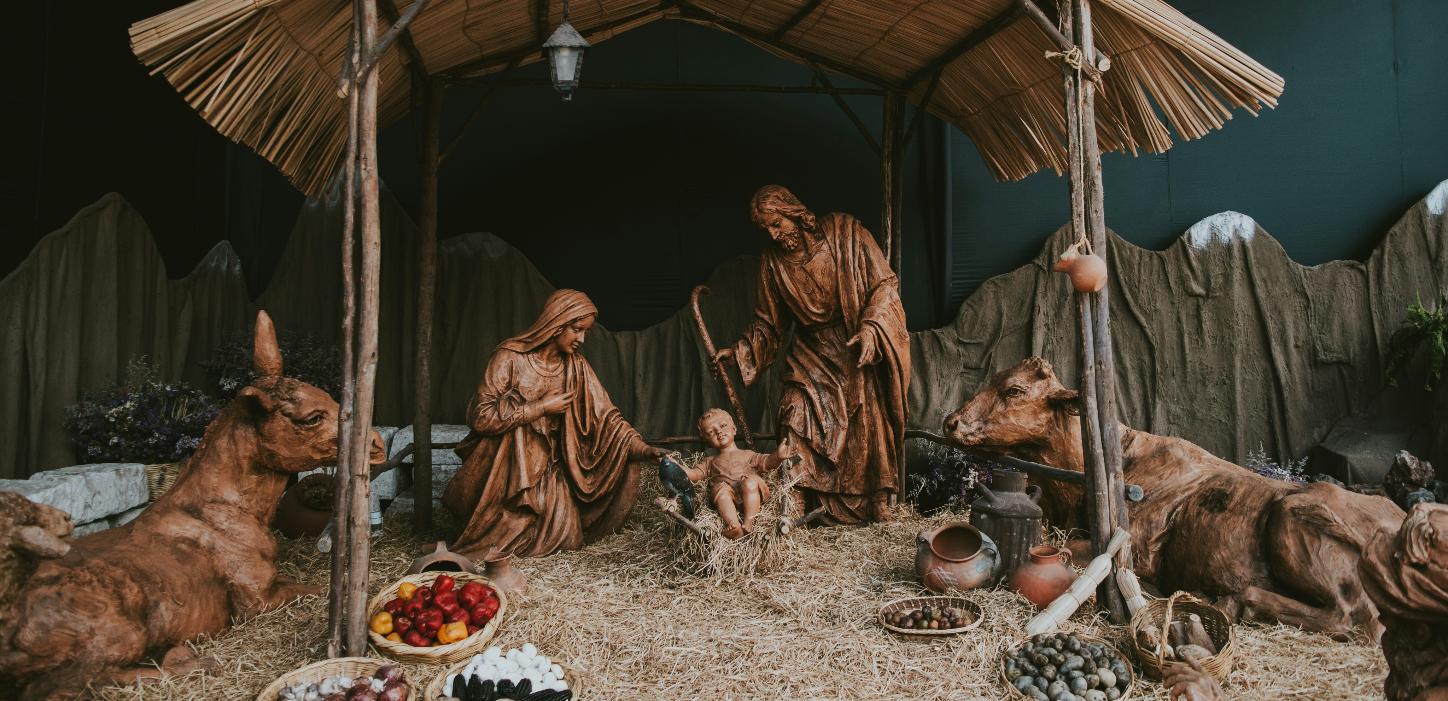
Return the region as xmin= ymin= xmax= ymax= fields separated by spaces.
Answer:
xmin=776 ymin=233 xmax=803 ymax=251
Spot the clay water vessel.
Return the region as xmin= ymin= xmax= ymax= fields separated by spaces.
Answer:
xmin=1052 ymin=242 xmax=1108 ymax=293
xmin=915 ymin=522 xmax=1001 ymax=593
xmin=969 ymin=469 xmax=1043 ymax=580
xmin=1010 ymin=544 xmax=1078 ymax=609
xmin=483 ymin=549 xmax=529 ymax=597
xmin=408 ymin=540 xmax=474 ymax=574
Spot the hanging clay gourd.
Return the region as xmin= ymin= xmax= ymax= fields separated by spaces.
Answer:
xmin=1053 ymin=241 xmax=1108 ymax=293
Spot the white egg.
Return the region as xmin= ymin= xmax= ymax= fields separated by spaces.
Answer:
xmin=522 ymin=643 xmax=538 ymax=658
xmin=484 ymin=646 xmax=502 ymax=659
xmin=506 ymin=648 xmax=519 ymax=661
xmin=550 ymin=663 xmax=563 ymax=678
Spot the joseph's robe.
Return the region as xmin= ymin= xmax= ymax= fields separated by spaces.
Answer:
xmin=732 ymin=212 xmax=910 ymax=523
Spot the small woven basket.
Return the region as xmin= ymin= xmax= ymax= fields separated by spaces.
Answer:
xmin=368 ymin=571 xmax=508 ymax=665
xmin=144 ymin=462 xmax=184 ymax=501
xmin=256 ymin=657 xmax=413 ymax=701
xmin=425 ymin=656 xmax=584 ymax=700
xmin=1000 ymin=634 xmax=1135 ymax=701
xmin=878 ymin=595 xmax=985 ymax=636
xmin=1128 ymin=591 xmax=1234 ymax=682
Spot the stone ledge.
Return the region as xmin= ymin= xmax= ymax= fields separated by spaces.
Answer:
xmin=0 ymin=463 xmax=148 ymax=525
xmin=390 ymin=425 xmax=469 ymax=466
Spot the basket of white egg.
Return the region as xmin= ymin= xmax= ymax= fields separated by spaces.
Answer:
xmin=425 ymin=643 xmax=578 ymax=701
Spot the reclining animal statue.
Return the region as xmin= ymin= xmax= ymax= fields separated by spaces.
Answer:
xmin=944 ymin=357 xmax=1404 ymax=639
xmin=1360 ymin=502 xmax=1448 ymax=701
xmin=0 ymin=311 xmax=385 ymax=700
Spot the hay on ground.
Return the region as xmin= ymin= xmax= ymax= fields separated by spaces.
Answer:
xmin=93 ymin=501 xmax=1386 ymax=701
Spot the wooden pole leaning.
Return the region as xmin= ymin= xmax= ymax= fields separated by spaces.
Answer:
xmin=412 ymin=78 xmax=442 ymax=534
xmin=326 ymin=9 xmax=363 ymax=660
xmin=1060 ymin=0 xmax=1126 ymax=623
xmin=342 ymin=0 xmax=384 ymax=656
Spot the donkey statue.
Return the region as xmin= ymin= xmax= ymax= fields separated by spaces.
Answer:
xmin=0 ymin=311 xmax=385 ymax=700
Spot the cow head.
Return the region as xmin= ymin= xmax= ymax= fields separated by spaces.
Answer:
xmin=943 ymin=357 xmax=1080 ymax=455
xmin=237 ymin=311 xmax=385 ymax=473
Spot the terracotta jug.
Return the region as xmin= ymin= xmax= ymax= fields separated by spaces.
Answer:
xmin=969 ymin=469 xmax=1044 ymax=580
xmin=1052 ymin=242 xmax=1108 ymax=293
xmin=408 ymin=540 xmax=474 ymax=574
xmin=1010 ymin=544 xmax=1077 ymax=609
xmin=915 ymin=522 xmax=1001 ymax=593
xmin=483 ymin=550 xmax=528 ymax=597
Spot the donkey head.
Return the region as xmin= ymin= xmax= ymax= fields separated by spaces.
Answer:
xmin=238 ymin=311 xmax=384 ymax=473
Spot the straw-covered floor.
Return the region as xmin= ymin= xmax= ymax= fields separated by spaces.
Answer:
xmin=93 ymin=480 xmax=1385 ymax=700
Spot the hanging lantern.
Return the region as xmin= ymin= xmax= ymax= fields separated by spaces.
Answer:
xmin=543 ymin=1 xmax=590 ymax=102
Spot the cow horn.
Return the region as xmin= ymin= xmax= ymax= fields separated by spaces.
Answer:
xmin=253 ymin=311 xmax=284 ymax=378
xmin=15 ymin=525 xmax=70 ymax=559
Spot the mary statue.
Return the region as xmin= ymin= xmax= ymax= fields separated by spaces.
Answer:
xmin=442 ymin=289 xmax=665 ymax=558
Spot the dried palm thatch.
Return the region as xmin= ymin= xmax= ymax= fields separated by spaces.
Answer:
xmin=653 ymin=452 xmax=803 ymax=581
xmin=91 ymin=503 xmax=1384 ymax=701
xmin=130 ymin=0 xmax=1284 ymax=196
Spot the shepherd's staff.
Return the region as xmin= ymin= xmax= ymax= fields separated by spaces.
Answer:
xmin=690 ymin=285 xmax=755 ymax=448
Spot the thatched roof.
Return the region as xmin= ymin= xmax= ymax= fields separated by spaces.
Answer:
xmin=130 ymin=0 xmax=1284 ymax=197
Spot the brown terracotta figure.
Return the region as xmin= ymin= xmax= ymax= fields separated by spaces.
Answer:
xmin=679 ymin=409 xmax=795 ymax=539
xmin=712 ymin=185 xmax=910 ymax=525
xmin=1360 ymin=503 xmax=1448 ymax=701
xmin=442 ymin=289 xmax=666 ymax=559
xmin=943 ymin=357 xmax=1404 ymax=639
xmin=0 ymin=311 xmax=386 ymax=700
xmin=0 ymin=493 xmax=72 ymax=624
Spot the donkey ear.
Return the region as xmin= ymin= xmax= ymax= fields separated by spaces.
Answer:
xmin=237 ymin=385 xmax=276 ymax=416
xmin=253 ymin=310 xmax=283 ymax=379
xmin=1047 ymin=388 xmax=1080 ymax=415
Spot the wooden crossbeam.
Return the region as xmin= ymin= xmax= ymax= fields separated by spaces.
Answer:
xmin=773 ymin=0 xmax=824 ymax=39
xmin=379 ymin=0 xmax=430 ymax=80
xmin=809 ymin=62 xmax=882 ymax=156
xmin=904 ymin=3 xmax=1023 ymax=89
xmin=534 ymin=0 xmax=550 ymax=46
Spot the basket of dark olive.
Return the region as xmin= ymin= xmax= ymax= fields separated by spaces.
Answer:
xmin=878 ymin=596 xmax=983 ymax=636
xmin=1000 ymin=632 xmax=1134 ymax=701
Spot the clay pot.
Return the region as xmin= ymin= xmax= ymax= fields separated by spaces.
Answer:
xmin=273 ymin=474 xmax=333 ymax=538
xmin=1009 ymin=544 xmax=1078 ymax=609
xmin=915 ymin=522 xmax=1001 ymax=593
xmin=483 ymin=550 xmax=528 ymax=597
xmin=1053 ymin=243 xmax=1108 ymax=293
xmin=408 ymin=540 xmax=475 ymax=574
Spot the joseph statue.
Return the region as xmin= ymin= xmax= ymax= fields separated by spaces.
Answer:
xmin=713 ymin=185 xmax=910 ymax=524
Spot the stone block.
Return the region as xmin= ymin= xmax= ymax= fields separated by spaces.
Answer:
xmin=374 ymin=426 xmax=400 ymax=455
xmin=390 ymin=424 xmax=469 ymax=466
xmin=111 ymin=504 xmax=147 ymax=527
xmin=7 ymin=463 xmax=148 ymax=524
xmin=72 ymin=520 xmax=110 ymax=537
xmin=382 ymin=487 xmax=443 ymax=520
xmin=1312 ymin=418 xmax=1413 ymax=484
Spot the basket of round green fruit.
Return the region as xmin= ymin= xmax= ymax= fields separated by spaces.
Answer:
xmin=878 ymin=596 xmax=983 ymax=636
xmin=1001 ymin=632 xmax=1135 ymax=701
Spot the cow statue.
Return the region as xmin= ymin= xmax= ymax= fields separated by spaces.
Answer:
xmin=1360 ymin=503 xmax=1448 ymax=701
xmin=0 ymin=311 xmax=385 ymax=700
xmin=943 ymin=357 xmax=1403 ymax=639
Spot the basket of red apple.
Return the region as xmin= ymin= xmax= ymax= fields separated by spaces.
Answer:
xmin=367 ymin=571 xmax=507 ymax=664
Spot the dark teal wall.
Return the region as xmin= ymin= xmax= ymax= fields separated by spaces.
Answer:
xmin=947 ymin=0 xmax=1448 ymax=306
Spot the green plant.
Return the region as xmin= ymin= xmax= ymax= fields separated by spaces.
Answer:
xmin=1385 ymin=293 xmax=1448 ymax=392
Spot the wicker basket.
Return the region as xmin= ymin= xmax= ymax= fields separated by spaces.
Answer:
xmin=424 ymin=656 xmax=583 ymax=700
xmin=1128 ymin=591 xmax=1234 ymax=682
xmin=368 ymin=571 xmax=508 ymax=665
xmin=144 ymin=462 xmax=184 ymax=501
xmin=1000 ymin=634 xmax=1135 ymax=701
xmin=255 ymin=657 xmax=414 ymax=701
xmin=878 ymin=595 xmax=984 ymax=636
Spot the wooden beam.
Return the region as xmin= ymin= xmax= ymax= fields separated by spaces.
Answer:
xmin=902 ymin=67 xmax=943 ymax=146
xmin=773 ymin=0 xmax=824 ymax=39
xmin=479 ymin=77 xmax=883 ymax=95
xmin=880 ymin=91 xmax=904 ymax=265
xmin=809 ymin=63 xmax=882 ymax=156
xmin=379 ymin=0 xmax=430 ymax=81
xmin=350 ymin=0 xmax=433 ymax=87
xmin=534 ymin=0 xmax=550 ymax=47
xmin=904 ymin=3 xmax=1024 ymax=89
xmin=1017 ymin=0 xmax=1108 ymax=77
xmin=411 ymin=78 xmax=441 ymax=535
xmin=675 ymin=3 xmax=905 ymax=92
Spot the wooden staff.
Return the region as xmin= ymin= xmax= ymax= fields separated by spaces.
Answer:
xmin=412 ymin=77 xmax=442 ymax=534
xmin=778 ymin=505 xmax=829 ymax=534
xmin=690 ymin=285 xmax=754 ymax=448
xmin=653 ymin=497 xmax=707 ymax=539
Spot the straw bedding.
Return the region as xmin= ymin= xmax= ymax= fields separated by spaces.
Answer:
xmin=656 ymin=452 xmax=803 ymax=581
xmin=92 ymin=495 xmax=1385 ymax=701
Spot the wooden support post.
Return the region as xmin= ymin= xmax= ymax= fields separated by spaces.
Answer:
xmin=880 ymin=90 xmax=907 ymax=503
xmin=326 ymin=12 xmax=363 ymax=660
xmin=341 ymin=0 xmax=383 ymax=656
xmin=412 ymin=78 xmax=442 ymax=534
xmin=1075 ymin=0 xmax=1133 ymax=589
xmin=1063 ymin=0 xmax=1126 ymax=624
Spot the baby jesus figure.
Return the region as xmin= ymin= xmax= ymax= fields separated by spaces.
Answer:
xmin=682 ymin=408 xmax=795 ymax=540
